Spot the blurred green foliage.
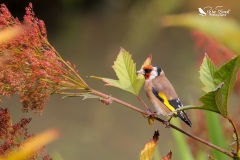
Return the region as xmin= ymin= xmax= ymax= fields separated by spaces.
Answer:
xmin=161 ymin=14 xmax=240 ymax=53
xmin=171 ymin=119 xmax=194 ymax=160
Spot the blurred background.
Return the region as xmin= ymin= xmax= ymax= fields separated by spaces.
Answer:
xmin=1 ymin=0 xmax=240 ymax=159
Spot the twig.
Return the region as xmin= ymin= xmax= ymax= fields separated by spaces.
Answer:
xmin=137 ymin=96 xmax=149 ymax=110
xmin=90 ymin=89 xmax=146 ymax=115
xmin=89 ymin=89 xmax=235 ymax=158
xmin=154 ymin=117 xmax=234 ymax=158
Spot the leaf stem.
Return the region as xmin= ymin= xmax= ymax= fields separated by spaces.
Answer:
xmin=228 ymin=117 xmax=239 ymax=156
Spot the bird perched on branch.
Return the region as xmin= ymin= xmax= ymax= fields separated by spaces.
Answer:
xmin=137 ymin=65 xmax=192 ymax=127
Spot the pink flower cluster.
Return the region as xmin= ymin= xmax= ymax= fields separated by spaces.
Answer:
xmin=0 ymin=107 xmax=31 ymax=155
xmin=0 ymin=3 xmax=88 ymax=159
xmin=0 ymin=3 xmax=84 ymax=114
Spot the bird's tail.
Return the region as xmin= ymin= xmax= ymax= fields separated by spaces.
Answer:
xmin=177 ymin=111 xmax=192 ymax=127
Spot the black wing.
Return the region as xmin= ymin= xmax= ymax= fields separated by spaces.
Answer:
xmin=152 ymin=87 xmax=192 ymax=127
xmin=169 ymin=99 xmax=192 ymax=127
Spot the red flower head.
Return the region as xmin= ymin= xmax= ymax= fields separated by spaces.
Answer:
xmin=0 ymin=3 xmax=89 ymax=114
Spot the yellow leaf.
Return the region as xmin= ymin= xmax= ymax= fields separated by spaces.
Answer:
xmin=147 ymin=117 xmax=154 ymax=125
xmin=0 ymin=26 xmax=24 ymax=45
xmin=161 ymin=151 xmax=172 ymax=160
xmin=141 ymin=54 xmax=152 ymax=69
xmin=1 ymin=129 xmax=59 ymax=160
xmin=140 ymin=130 xmax=159 ymax=160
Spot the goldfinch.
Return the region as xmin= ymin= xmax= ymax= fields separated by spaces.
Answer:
xmin=137 ymin=65 xmax=192 ymax=127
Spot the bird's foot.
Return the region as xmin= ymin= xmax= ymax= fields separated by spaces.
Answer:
xmin=145 ymin=109 xmax=157 ymax=118
xmin=164 ymin=117 xmax=172 ymax=128
xmin=144 ymin=109 xmax=157 ymax=125
xmin=164 ymin=121 xmax=170 ymax=128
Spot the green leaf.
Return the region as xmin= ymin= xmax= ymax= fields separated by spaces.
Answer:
xmin=167 ymin=84 xmax=224 ymax=115
xmin=92 ymin=48 xmax=145 ymax=95
xmin=198 ymin=56 xmax=240 ymax=117
xmin=169 ymin=55 xmax=240 ymax=118
xmin=81 ymin=94 xmax=101 ymax=100
xmin=199 ymin=90 xmax=220 ymax=114
xmin=199 ymin=54 xmax=217 ymax=92
xmin=213 ymin=56 xmax=240 ymax=117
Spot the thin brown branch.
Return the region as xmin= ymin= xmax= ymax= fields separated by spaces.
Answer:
xmin=90 ymin=89 xmax=146 ymax=115
xmin=137 ymin=96 xmax=150 ymax=110
xmin=154 ymin=117 xmax=234 ymax=158
xmin=89 ymin=89 xmax=235 ymax=158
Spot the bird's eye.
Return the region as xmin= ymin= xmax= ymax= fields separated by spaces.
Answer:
xmin=145 ymin=69 xmax=152 ymax=73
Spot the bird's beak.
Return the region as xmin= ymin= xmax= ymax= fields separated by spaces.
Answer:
xmin=137 ymin=69 xmax=145 ymax=75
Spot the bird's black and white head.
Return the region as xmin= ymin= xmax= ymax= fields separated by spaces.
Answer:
xmin=137 ymin=65 xmax=162 ymax=80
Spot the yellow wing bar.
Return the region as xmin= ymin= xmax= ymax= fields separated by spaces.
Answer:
xmin=158 ymin=92 xmax=176 ymax=112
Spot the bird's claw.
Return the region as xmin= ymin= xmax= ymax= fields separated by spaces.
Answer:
xmin=145 ymin=109 xmax=157 ymax=118
xmin=164 ymin=121 xmax=170 ymax=128
xmin=164 ymin=117 xmax=172 ymax=128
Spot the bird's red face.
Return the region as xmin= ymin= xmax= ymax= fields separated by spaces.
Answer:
xmin=137 ymin=65 xmax=162 ymax=80
xmin=143 ymin=65 xmax=154 ymax=80
xmin=137 ymin=65 xmax=154 ymax=80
